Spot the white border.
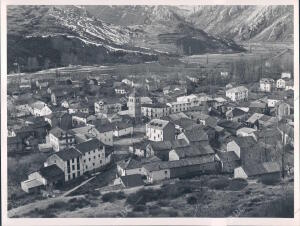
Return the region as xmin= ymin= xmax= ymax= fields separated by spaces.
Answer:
xmin=1 ymin=1 xmax=299 ymax=226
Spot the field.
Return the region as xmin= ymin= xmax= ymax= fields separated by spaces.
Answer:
xmin=8 ymin=174 xmax=294 ymax=218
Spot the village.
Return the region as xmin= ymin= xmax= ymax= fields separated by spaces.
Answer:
xmin=7 ymin=65 xmax=294 ymax=216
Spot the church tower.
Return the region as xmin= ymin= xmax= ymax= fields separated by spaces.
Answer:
xmin=127 ymin=89 xmax=141 ymax=118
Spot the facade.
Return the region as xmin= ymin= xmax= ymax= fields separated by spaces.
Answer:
xmin=75 ymin=138 xmax=106 ymax=172
xmin=225 ymin=86 xmax=248 ymax=102
xmin=276 ymin=102 xmax=291 ymax=119
xmin=234 ymin=162 xmax=281 ymax=179
xmin=94 ymin=100 xmax=122 ymax=114
xmin=276 ymin=78 xmax=288 ymax=89
xmin=166 ymin=101 xmax=191 ymax=113
xmin=141 ymin=103 xmax=170 ymax=119
xmin=113 ymin=122 xmax=133 ymax=137
xmin=146 ymin=119 xmax=175 ymax=142
xmin=48 ymin=127 xmax=75 ymax=152
xmin=260 ymin=78 xmax=274 ymax=92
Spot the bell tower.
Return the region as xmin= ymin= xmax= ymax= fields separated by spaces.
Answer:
xmin=127 ymin=89 xmax=141 ymax=118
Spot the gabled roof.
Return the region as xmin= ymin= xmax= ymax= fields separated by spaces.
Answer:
xmin=120 ymin=174 xmax=144 ymax=187
xmin=49 ymin=127 xmax=69 ymax=138
xmin=148 ymin=139 xmax=189 ymax=152
xmin=181 ymin=127 xmax=208 ymax=142
xmin=147 ymin=119 xmax=172 ymax=129
xmin=226 ymin=86 xmax=248 ymax=93
xmin=234 ymin=136 xmax=257 ymax=149
xmin=75 ymin=138 xmax=103 ymax=154
xmin=226 ymin=108 xmax=247 ymax=117
xmin=173 ymin=143 xmax=214 ymax=158
xmin=39 ymin=165 xmax=64 ymax=182
xmin=243 ymin=161 xmax=280 ymax=176
xmin=246 ymin=113 xmax=264 ymax=124
xmin=30 ymin=101 xmax=48 ymax=110
xmin=216 ymin=151 xmax=239 ymax=162
xmin=54 ymin=147 xmax=82 ymax=161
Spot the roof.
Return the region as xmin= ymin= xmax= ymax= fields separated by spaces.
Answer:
xmin=243 ymin=162 xmax=280 ymax=176
xmin=143 ymin=156 xmax=214 ymax=172
xmin=246 ymin=113 xmax=264 ymax=124
xmin=113 ymin=121 xmax=133 ymax=130
xmin=218 ymin=120 xmax=242 ymax=130
xmin=39 ymin=165 xmax=64 ymax=182
xmin=93 ymin=121 xmax=114 ymax=133
xmin=181 ymin=127 xmax=208 ymax=142
xmin=148 ymin=139 xmax=189 ymax=152
xmin=260 ymin=78 xmax=275 ymax=84
xmin=30 ymin=101 xmax=48 ymax=110
xmin=147 ymin=119 xmax=171 ymax=129
xmin=234 ymin=136 xmax=257 ymax=149
xmin=54 ymin=147 xmax=82 ymax=161
xmin=75 ymin=138 xmax=103 ymax=154
xmin=173 ymin=118 xmax=195 ymax=130
xmin=21 ymin=179 xmax=44 ymax=189
xmin=226 ymin=108 xmax=247 ymax=117
xmin=226 ymin=86 xmax=248 ymax=93
xmin=249 ymin=101 xmax=267 ymax=109
xmin=217 ymin=151 xmax=239 ymax=162
xmin=49 ymin=127 xmax=69 ymax=138
xmin=172 ymin=143 xmax=214 ymax=158
xmin=120 ymin=174 xmax=144 ymax=187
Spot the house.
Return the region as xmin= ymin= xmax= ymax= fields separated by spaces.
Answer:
xmin=68 ymin=101 xmax=90 ymax=114
xmin=168 ymin=143 xmax=215 ymax=161
xmin=275 ymin=102 xmax=291 ymax=119
xmin=215 ymin=151 xmax=240 ymax=173
xmin=163 ymin=85 xmax=187 ymax=96
xmin=185 ymin=112 xmax=210 ymax=125
xmin=226 ymin=108 xmax=248 ymax=122
xmin=72 ymin=112 xmax=96 ymax=127
xmin=225 ymin=86 xmax=248 ymax=102
xmin=114 ymin=85 xmax=128 ymax=95
xmin=117 ymin=156 xmax=160 ymax=176
xmin=141 ymin=96 xmax=153 ymax=105
xmin=146 ymin=119 xmax=175 ymax=142
xmin=72 ymin=124 xmax=114 ymax=146
xmin=29 ymin=101 xmax=52 ymax=116
xmin=177 ymin=94 xmax=201 ymax=107
xmin=75 ymin=138 xmax=106 ymax=172
xmin=177 ymin=127 xmax=209 ymax=145
xmin=51 ymin=89 xmax=74 ymax=106
xmin=146 ymin=139 xmax=189 ymax=161
xmin=236 ymin=127 xmax=256 ymax=139
xmin=281 ymin=72 xmax=291 ymax=79
xmin=48 ymin=127 xmax=75 ymax=152
xmin=278 ymin=123 xmax=294 ymax=147
xmin=265 ymin=95 xmax=284 ymax=108
xmin=260 ymin=78 xmax=275 ymax=92
xmin=217 ymin=120 xmax=242 ymax=135
xmin=94 ymin=99 xmax=122 ymax=115
xmin=285 ymin=80 xmax=294 ymax=91
xmin=122 ymin=78 xmax=132 ymax=86
xmin=141 ymin=103 xmax=170 ymax=119
xmin=276 ymin=77 xmax=290 ymax=89
xmin=21 ymin=165 xmax=65 ymax=193
xmin=227 ymin=136 xmax=261 ymax=165
xmin=234 ymin=161 xmax=281 ymax=180
xmin=44 ymin=147 xmax=83 ymax=181
xmin=187 ymin=75 xmax=199 ymax=83
xmin=246 ymin=113 xmax=277 ymax=129
xmin=44 ymin=112 xmax=72 ymax=130
xmin=112 ymin=121 xmax=133 ymax=137
xmin=129 ymin=142 xmax=149 ymax=157
xmin=248 ymin=100 xmax=268 ymax=114
xmin=113 ymin=174 xmax=144 ymax=188
xmin=225 ymin=83 xmax=234 ymax=90
xmin=166 ymin=101 xmax=191 ymax=113
xmin=143 ymin=157 xmax=217 ymax=183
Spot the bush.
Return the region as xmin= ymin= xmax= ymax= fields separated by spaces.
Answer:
xmin=187 ymin=196 xmax=198 ymax=205
xmin=226 ymin=178 xmax=248 ymax=191
xmin=208 ymin=177 xmax=229 ymax=190
xmin=132 ymin=204 xmax=147 ymax=212
xmin=102 ymin=191 xmax=126 ymax=202
xmin=259 ymin=176 xmax=281 ymax=185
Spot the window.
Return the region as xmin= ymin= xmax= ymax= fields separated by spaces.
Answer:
xmin=94 ymin=156 xmax=96 ymax=159
xmin=72 ymin=165 xmax=75 ymax=170
xmin=68 ymin=174 xmax=71 ymax=180
xmin=165 ymin=170 xmax=168 ymax=174
xmin=86 ymin=166 xmax=88 ymax=169
xmin=93 ymin=163 xmax=95 ymax=167
xmin=73 ymin=173 xmax=76 ymax=178
xmin=98 ymin=154 xmax=100 ymax=158
xmin=100 ymin=160 xmax=102 ymax=164
xmin=72 ymin=159 xmax=74 ymax=163
xmin=89 ymin=158 xmax=91 ymax=162
xmin=84 ymin=160 xmax=86 ymax=163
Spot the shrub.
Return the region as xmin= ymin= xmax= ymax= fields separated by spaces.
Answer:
xmin=132 ymin=204 xmax=147 ymax=212
xmin=227 ymin=178 xmax=248 ymax=191
xmin=208 ymin=177 xmax=229 ymax=190
xmin=259 ymin=176 xmax=281 ymax=186
xmin=187 ymin=196 xmax=198 ymax=205
xmin=102 ymin=191 xmax=126 ymax=202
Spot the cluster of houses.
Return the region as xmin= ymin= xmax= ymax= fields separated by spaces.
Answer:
xmin=8 ymin=71 xmax=294 ymax=193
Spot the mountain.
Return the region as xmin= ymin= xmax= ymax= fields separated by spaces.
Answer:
xmin=7 ymin=5 xmax=245 ymax=73
xmin=7 ymin=6 xmax=158 ymax=73
xmin=186 ymin=5 xmax=294 ymax=42
xmin=85 ymin=5 xmax=293 ymax=43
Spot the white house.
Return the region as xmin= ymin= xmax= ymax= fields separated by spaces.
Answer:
xmin=113 ymin=122 xmax=133 ymax=137
xmin=166 ymin=101 xmax=191 ymax=113
xmin=48 ymin=127 xmax=75 ymax=152
xmin=281 ymin=72 xmax=291 ymax=79
xmin=29 ymin=101 xmax=52 ymax=116
xmin=260 ymin=78 xmax=274 ymax=92
xmin=141 ymin=103 xmax=170 ymax=119
xmin=225 ymin=86 xmax=248 ymax=102
xmin=146 ymin=119 xmax=175 ymax=142
xmin=285 ymin=80 xmax=294 ymax=91
xmin=276 ymin=78 xmax=290 ymax=89
xmin=75 ymin=138 xmax=106 ymax=172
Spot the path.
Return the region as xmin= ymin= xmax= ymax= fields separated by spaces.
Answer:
xmin=8 ymin=176 xmax=95 ymax=217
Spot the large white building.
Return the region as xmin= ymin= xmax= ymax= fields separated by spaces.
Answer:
xmin=166 ymin=101 xmax=191 ymax=113
xmin=48 ymin=127 xmax=75 ymax=152
xmin=276 ymin=77 xmax=290 ymax=89
xmin=146 ymin=119 xmax=175 ymax=142
xmin=225 ymin=86 xmax=248 ymax=102
xmin=141 ymin=103 xmax=170 ymax=119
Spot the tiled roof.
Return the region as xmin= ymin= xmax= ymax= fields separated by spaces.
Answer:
xmin=120 ymin=174 xmax=144 ymax=187
xmin=49 ymin=127 xmax=67 ymax=138
xmin=181 ymin=127 xmax=208 ymax=142
xmin=39 ymin=165 xmax=64 ymax=182
xmin=54 ymin=147 xmax=82 ymax=161
xmin=234 ymin=136 xmax=256 ymax=149
xmin=243 ymin=161 xmax=280 ymax=176
xmin=216 ymin=151 xmax=239 ymax=162
xmin=75 ymin=138 xmax=103 ymax=154
xmin=147 ymin=119 xmax=171 ymax=129
xmin=226 ymin=86 xmax=248 ymax=93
